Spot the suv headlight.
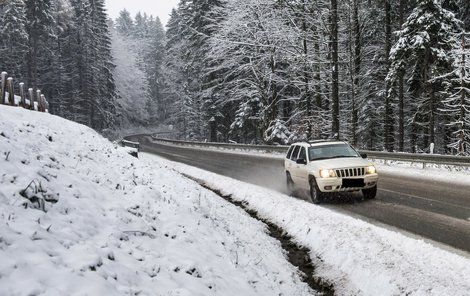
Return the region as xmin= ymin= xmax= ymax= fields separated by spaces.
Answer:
xmin=366 ymin=166 xmax=376 ymax=175
xmin=320 ymin=169 xmax=336 ymax=178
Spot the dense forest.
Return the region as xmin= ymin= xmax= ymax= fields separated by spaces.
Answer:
xmin=1 ymin=0 xmax=469 ymax=155
xmin=160 ymin=0 xmax=470 ymax=155
xmin=0 ymin=0 xmax=117 ymax=130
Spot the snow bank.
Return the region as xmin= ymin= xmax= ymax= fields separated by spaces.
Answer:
xmin=148 ymin=154 xmax=470 ymax=296
xmin=0 ymin=105 xmax=312 ymax=295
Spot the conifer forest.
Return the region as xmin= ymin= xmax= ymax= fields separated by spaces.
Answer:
xmin=1 ymin=0 xmax=469 ymax=154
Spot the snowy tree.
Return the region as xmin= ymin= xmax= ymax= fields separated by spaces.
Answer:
xmin=111 ymin=28 xmax=150 ymax=126
xmin=206 ymin=0 xmax=297 ymax=143
xmin=24 ymin=0 xmax=57 ymax=89
xmin=67 ymin=0 xmax=117 ymax=129
xmin=145 ymin=17 xmax=167 ymax=124
xmin=387 ymin=0 xmax=462 ymax=153
xmin=143 ymin=0 xmax=469 ymax=153
xmin=116 ymin=9 xmax=133 ymax=36
xmin=133 ymin=12 xmax=148 ymax=38
xmin=0 ymin=0 xmax=29 ymax=79
xmin=441 ymin=33 xmax=470 ymax=155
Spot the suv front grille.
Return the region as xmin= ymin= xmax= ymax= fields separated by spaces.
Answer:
xmin=335 ymin=168 xmax=365 ymax=178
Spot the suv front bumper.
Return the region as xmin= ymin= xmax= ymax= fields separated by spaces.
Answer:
xmin=317 ymin=174 xmax=379 ymax=193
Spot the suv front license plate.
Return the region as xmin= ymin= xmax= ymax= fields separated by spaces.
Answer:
xmin=342 ymin=178 xmax=365 ymax=188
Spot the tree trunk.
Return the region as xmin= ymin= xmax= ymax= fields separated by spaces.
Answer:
xmin=429 ymin=86 xmax=435 ymax=146
xmin=330 ymin=0 xmax=340 ymax=139
xmin=459 ymin=33 xmax=467 ymax=154
xmin=302 ymin=0 xmax=312 ymax=138
xmin=398 ymin=0 xmax=406 ymax=151
xmin=351 ymin=0 xmax=361 ymax=146
xmin=384 ymin=0 xmax=394 ymax=151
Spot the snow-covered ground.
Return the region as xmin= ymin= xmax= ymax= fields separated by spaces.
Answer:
xmin=144 ymin=153 xmax=470 ymax=296
xmin=375 ymin=160 xmax=470 ymax=186
xmin=0 ymin=105 xmax=313 ymax=295
xmin=2 ymin=105 xmax=469 ymax=295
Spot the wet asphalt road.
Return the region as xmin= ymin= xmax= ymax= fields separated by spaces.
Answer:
xmin=129 ymin=135 xmax=470 ymax=253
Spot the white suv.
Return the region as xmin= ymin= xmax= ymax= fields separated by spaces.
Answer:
xmin=285 ymin=141 xmax=378 ymax=203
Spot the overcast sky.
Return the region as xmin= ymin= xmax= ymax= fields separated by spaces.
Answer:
xmin=105 ymin=0 xmax=179 ymax=26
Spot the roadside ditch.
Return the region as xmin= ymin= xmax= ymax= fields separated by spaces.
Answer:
xmin=183 ymin=174 xmax=335 ymax=296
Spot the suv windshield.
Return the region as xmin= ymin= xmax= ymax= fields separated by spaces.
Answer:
xmin=308 ymin=144 xmax=360 ymax=161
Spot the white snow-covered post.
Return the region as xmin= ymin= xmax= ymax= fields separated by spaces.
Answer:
xmin=1 ymin=72 xmax=7 ymax=105
xmin=36 ymin=90 xmax=42 ymax=112
xmin=7 ymin=77 xmax=15 ymax=106
xmin=40 ymin=95 xmax=46 ymax=113
xmin=209 ymin=117 xmax=217 ymax=142
xmin=19 ymin=82 xmax=26 ymax=108
xmin=28 ymin=88 xmax=35 ymax=110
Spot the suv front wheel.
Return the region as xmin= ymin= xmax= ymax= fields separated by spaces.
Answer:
xmin=362 ymin=185 xmax=377 ymax=199
xmin=309 ymin=177 xmax=324 ymax=204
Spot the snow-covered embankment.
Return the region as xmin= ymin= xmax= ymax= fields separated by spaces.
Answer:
xmin=0 ymin=105 xmax=313 ymax=296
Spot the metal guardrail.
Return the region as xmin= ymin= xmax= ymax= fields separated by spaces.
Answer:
xmin=148 ymin=136 xmax=470 ymax=167
xmin=121 ymin=140 xmax=140 ymax=151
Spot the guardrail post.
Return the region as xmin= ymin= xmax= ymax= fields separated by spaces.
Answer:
xmin=1 ymin=72 xmax=7 ymax=105
xmin=36 ymin=90 xmax=42 ymax=111
xmin=19 ymin=82 xmax=26 ymax=108
xmin=209 ymin=117 xmax=217 ymax=142
xmin=7 ymin=77 xmax=15 ymax=106
xmin=28 ymin=88 xmax=35 ymax=110
xmin=40 ymin=95 xmax=46 ymax=112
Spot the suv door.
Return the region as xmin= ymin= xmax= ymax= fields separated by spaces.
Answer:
xmin=286 ymin=145 xmax=300 ymax=180
xmin=285 ymin=145 xmax=294 ymax=175
xmin=293 ymin=146 xmax=309 ymax=188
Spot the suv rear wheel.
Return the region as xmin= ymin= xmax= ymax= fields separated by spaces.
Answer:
xmin=286 ymin=172 xmax=295 ymax=195
xmin=309 ymin=178 xmax=324 ymax=204
xmin=362 ymin=185 xmax=377 ymax=199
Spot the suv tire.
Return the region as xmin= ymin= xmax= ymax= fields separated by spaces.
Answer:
xmin=286 ymin=172 xmax=295 ymax=195
xmin=363 ymin=185 xmax=377 ymax=199
xmin=309 ymin=177 xmax=323 ymax=204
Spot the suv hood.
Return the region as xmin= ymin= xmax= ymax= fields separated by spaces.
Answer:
xmin=309 ymin=157 xmax=372 ymax=169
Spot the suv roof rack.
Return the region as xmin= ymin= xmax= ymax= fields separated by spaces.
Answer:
xmin=307 ymin=139 xmax=343 ymax=144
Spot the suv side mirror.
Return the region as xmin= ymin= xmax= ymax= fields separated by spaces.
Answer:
xmin=361 ymin=153 xmax=368 ymax=159
xmin=296 ymin=158 xmax=307 ymax=165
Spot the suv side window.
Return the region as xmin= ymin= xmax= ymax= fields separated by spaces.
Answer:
xmin=286 ymin=146 xmax=294 ymax=159
xmin=290 ymin=146 xmax=300 ymax=161
xmin=298 ymin=147 xmax=307 ymax=161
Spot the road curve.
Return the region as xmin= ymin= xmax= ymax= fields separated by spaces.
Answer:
xmin=129 ymin=135 xmax=470 ymax=253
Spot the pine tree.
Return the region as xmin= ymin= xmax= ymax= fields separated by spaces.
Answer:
xmin=133 ymin=12 xmax=147 ymax=38
xmin=68 ymin=0 xmax=117 ymax=129
xmin=50 ymin=0 xmax=75 ymax=116
xmin=145 ymin=17 xmax=167 ymax=124
xmin=116 ymin=9 xmax=133 ymax=36
xmin=24 ymin=0 xmax=57 ymax=90
xmin=164 ymin=5 xmax=194 ymax=138
xmin=0 ymin=0 xmax=29 ymax=79
xmin=330 ymin=0 xmax=340 ymax=139
xmin=89 ymin=0 xmax=117 ymax=129
xmin=387 ymin=0 xmax=462 ymax=153
xmin=441 ymin=33 xmax=470 ymax=155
